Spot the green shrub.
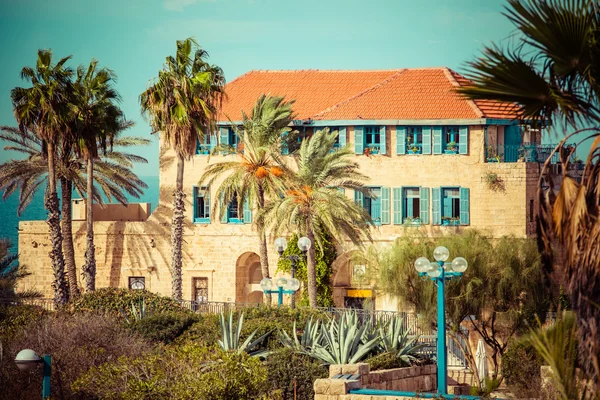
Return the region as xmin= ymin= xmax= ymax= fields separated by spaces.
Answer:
xmin=502 ymin=338 xmax=543 ymax=397
xmin=0 ymin=312 xmax=151 ymax=400
xmin=73 ymin=344 xmax=271 ymax=400
xmin=265 ymin=348 xmax=328 ymax=400
xmin=176 ymin=313 xmax=222 ymax=345
xmin=69 ymin=288 xmax=188 ymax=318
xmin=365 ymin=351 xmax=406 ymax=371
xmin=127 ymin=312 xmax=201 ymax=344
xmin=0 ymin=304 xmax=48 ymax=340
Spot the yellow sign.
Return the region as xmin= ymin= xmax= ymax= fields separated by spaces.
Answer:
xmin=347 ymin=289 xmax=373 ymax=298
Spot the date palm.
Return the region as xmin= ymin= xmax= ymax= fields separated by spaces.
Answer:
xmin=140 ymin=38 xmax=225 ymax=301
xmin=264 ymin=129 xmax=374 ymax=308
xmin=0 ymin=126 xmax=149 ymax=297
xmin=200 ymin=95 xmax=295 ymax=304
xmin=10 ymin=49 xmax=73 ymax=306
xmin=71 ymin=60 xmax=127 ymax=292
xmin=458 ymin=0 xmax=600 ymax=385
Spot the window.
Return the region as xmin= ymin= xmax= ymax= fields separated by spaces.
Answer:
xmin=406 ymin=127 xmax=422 ymax=154
xmin=128 ymin=277 xmax=145 ymax=290
xmin=196 ymin=135 xmax=213 ymax=155
xmin=355 ymin=187 xmax=390 ymax=225
xmin=192 ymin=277 xmax=208 ymax=303
xmin=193 ymin=186 xmax=210 ymax=223
xmin=219 ymin=126 xmax=241 ymax=153
xmin=365 ymin=126 xmax=381 ymax=154
xmin=228 ymin=128 xmax=238 ymax=148
xmin=444 ymin=127 xmax=460 ymax=153
xmin=403 ymin=188 xmax=421 ymax=222
xmin=363 ymin=187 xmax=381 ymax=224
xmin=228 ymin=193 xmax=241 ymax=222
xmin=431 ymin=187 xmax=469 ymax=225
xmin=432 ymin=126 xmax=468 ymax=155
xmin=221 ymin=192 xmax=252 ymax=224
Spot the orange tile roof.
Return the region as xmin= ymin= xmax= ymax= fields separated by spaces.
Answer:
xmin=219 ymin=68 xmax=519 ymax=122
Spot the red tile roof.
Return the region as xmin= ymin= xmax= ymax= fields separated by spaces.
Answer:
xmin=219 ymin=68 xmax=519 ymax=122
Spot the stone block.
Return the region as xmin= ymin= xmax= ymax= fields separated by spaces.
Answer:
xmin=329 ymin=379 xmax=349 ymax=395
xmin=314 ymin=379 xmax=331 ymax=395
xmin=329 ymin=365 xmax=343 ymax=377
xmin=356 ymin=363 xmax=370 ymax=376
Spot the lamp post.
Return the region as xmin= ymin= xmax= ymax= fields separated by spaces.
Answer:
xmin=414 ymin=246 xmax=468 ymax=396
xmin=262 ymin=236 xmax=311 ymax=308
xmin=15 ymin=349 xmax=52 ymax=399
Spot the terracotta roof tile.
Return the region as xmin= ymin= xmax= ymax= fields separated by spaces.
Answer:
xmin=219 ymin=68 xmax=520 ymax=122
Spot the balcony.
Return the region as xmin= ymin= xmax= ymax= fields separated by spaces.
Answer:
xmin=364 ymin=145 xmax=381 ymax=155
xmin=485 ymin=143 xmax=577 ymax=164
xmin=406 ymin=143 xmax=422 ymax=155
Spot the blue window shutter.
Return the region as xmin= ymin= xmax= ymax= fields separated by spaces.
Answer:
xmin=432 ymin=188 xmax=441 ymax=225
xmin=433 ymin=126 xmax=442 ymax=154
xmin=338 ymin=127 xmax=347 ymax=147
xmin=354 ymin=126 xmax=364 ymax=154
xmin=281 ymin=131 xmax=289 ymax=155
xmin=243 ymin=198 xmax=252 ymax=224
xmin=204 ymin=189 xmax=211 ymax=220
xmin=393 ymin=188 xmax=402 ymax=224
xmin=380 ymin=187 xmax=390 ymax=224
xmin=422 ymin=126 xmax=432 ymax=154
xmin=372 ymin=194 xmax=381 ymax=224
xmin=354 ymin=190 xmax=364 ymax=207
xmin=380 ymin=126 xmax=387 ymax=155
xmin=220 ymin=193 xmax=228 ymax=223
xmin=420 ymin=187 xmax=429 ymax=224
xmin=209 ymin=133 xmax=217 ymax=152
xmin=396 ymin=126 xmax=406 ymax=155
xmin=192 ymin=186 xmax=198 ymax=220
xmin=460 ymin=187 xmax=470 ymax=225
xmin=459 ymin=126 xmax=468 ymax=154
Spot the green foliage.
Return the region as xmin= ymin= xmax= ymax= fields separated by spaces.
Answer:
xmin=276 ymin=233 xmax=336 ymax=307
xmin=73 ymin=344 xmax=271 ymax=400
xmin=127 ymin=312 xmax=200 ymax=344
xmin=175 ymin=313 xmax=222 ymax=345
xmin=470 ymin=377 xmax=501 ymax=398
xmin=502 ymin=338 xmax=543 ymax=396
xmin=70 ymin=288 xmax=189 ymax=318
xmin=365 ymin=351 xmax=406 ymax=371
xmin=218 ymin=312 xmax=271 ymax=357
xmin=265 ymin=348 xmax=328 ymax=400
xmin=0 ymin=304 xmax=47 ymax=340
xmin=377 ymin=315 xmax=426 ymax=364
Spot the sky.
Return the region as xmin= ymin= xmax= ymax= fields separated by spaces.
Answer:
xmin=0 ymin=0 xmax=518 ymax=177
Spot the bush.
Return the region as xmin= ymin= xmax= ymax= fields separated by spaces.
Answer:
xmin=0 ymin=304 xmax=48 ymax=340
xmin=365 ymin=351 xmax=406 ymax=371
xmin=176 ymin=313 xmax=222 ymax=345
xmin=265 ymin=348 xmax=328 ymax=400
xmin=127 ymin=312 xmax=201 ymax=344
xmin=73 ymin=344 xmax=271 ymax=400
xmin=0 ymin=313 xmax=151 ymax=400
xmin=502 ymin=338 xmax=543 ymax=397
xmin=69 ymin=288 xmax=188 ymax=318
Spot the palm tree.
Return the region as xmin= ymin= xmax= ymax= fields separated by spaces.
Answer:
xmin=10 ymin=49 xmax=73 ymax=306
xmin=457 ymin=0 xmax=600 ymax=384
xmin=264 ymin=129 xmax=374 ymax=307
xmin=140 ymin=38 xmax=225 ymax=301
xmin=200 ymin=95 xmax=295 ymax=304
xmin=71 ymin=60 xmax=127 ymax=292
xmin=0 ymin=126 xmax=149 ymax=297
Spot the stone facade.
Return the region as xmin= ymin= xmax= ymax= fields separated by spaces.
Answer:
xmin=17 ymin=122 xmax=540 ymax=304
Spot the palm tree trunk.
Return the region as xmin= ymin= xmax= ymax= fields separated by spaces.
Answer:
xmin=61 ymin=178 xmax=80 ymax=298
xmin=256 ymin=184 xmax=272 ymax=305
xmin=306 ymin=224 xmax=318 ymax=308
xmin=46 ymin=141 xmax=68 ymax=306
xmin=82 ymin=157 xmax=96 ymax=292
xmin=170 ymin=154 xmax=185 ymax=301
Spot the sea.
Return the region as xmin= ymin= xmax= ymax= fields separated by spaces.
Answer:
xmin=0 ymin=176 xmax=159 ymax=254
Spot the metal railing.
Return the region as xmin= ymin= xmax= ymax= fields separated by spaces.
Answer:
xmin=485 ymin=143 xmax=576 ymax=164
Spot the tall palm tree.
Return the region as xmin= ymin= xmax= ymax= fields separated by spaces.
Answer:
xmin=264 ymin=129 xmax=374 ymax=307
xmin=200 ymin=95 xmax=295 ymax=304
xmin=71 ymin=60 xmax=126 ymax=292
xmin=457 ymin=0 xmax=600 ymax=384
xmin=140 ymin=38 xmax=225 ymax=301
xmin=10 ymin=49 xmax=73 ymax=306
xmin=0 ymin=126 xmax=149 ymax=297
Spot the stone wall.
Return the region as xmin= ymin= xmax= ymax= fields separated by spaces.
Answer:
xmin=314 ymin=363 xmax=436 ymax=399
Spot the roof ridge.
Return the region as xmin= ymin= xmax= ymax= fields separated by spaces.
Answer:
xmin=444 ymin=68 xmax=485 ymax=118
xmin=238 ymin=68 xmax=406 ymax=73
xmin=311 ymin=69 xmax=407 ymax=119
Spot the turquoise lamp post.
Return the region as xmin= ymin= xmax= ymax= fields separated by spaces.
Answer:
xmin=15 ymin=349 xmax=52 ymax=399
xmin=414 ymin=246 xmax=468 ymax=396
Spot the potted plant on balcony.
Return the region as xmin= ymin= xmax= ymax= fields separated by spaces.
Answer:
xmin=445 ymin=141 xmax=458 ymax=154
xmin=363 ymin=147 xmax=371 ymax=157
xmin=486 ymin=146 xmax=500 ymax=162
xmin=442 ymin=216 xmax=460 ymax=226
xmin=404 ymin=216 xmax=421 ymax=224
xmin=408 ymin=145 xmax=420 ymax=154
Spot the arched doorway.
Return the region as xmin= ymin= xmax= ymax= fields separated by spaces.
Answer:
xmin=332 ymin=251 xmax=373 ymax=309
xmin=235 ymin=252 xmax=263 ymax=303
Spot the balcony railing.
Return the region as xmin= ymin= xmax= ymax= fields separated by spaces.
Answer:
xmin=485 ymin=143 xmax=576 ymax=164
xmin=406 ymin=143 xmax=423 ymax=154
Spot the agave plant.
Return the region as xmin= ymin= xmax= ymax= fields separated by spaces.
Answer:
xmin=280 ymin=317 xmax=323 ymax=353
xmin=310 ymin=312 xmax=381 ymax=365
xmin=378 ymin=315 xmax=426 ymax=365
xmin=121 ymin=299 xmax=150 ymax=324
xmin=218 ymin=312 xmax=270 ymax=357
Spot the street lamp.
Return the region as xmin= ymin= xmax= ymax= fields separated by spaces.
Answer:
xmin=414 ymin=246 xmax=468 ymax=396
xmin=15 ymin=349 xmax=52 ymax=399
xmin=261 ymin=236 xmax=311 ymax=307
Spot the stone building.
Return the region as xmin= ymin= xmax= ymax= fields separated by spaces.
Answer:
xmin=18 ymin=68 xmax=553 ymax=309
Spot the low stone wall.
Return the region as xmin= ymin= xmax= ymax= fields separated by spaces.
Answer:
xmin=314 ymin=363 xmax=436 ymax=399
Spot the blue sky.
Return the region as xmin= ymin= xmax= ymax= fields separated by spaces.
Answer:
xmin=0 ymin=0 xmax=516 ymax=176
